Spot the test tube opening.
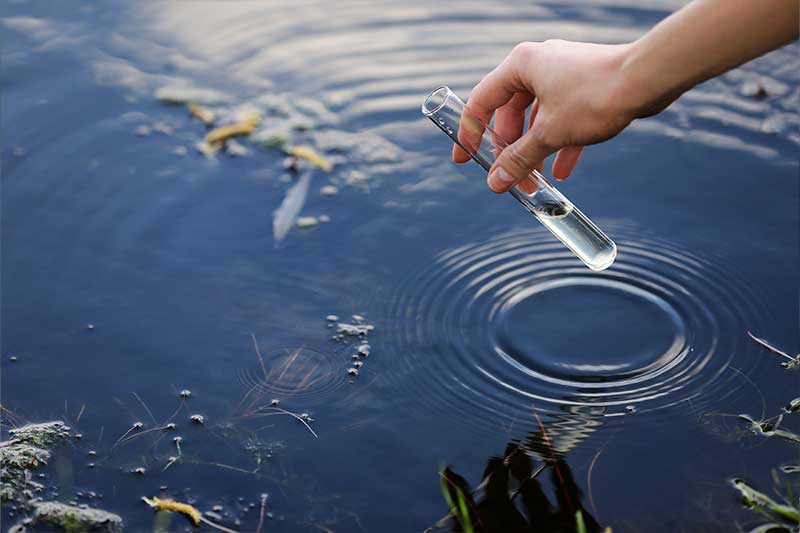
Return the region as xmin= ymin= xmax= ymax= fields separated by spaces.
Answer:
xmin=421 ymin=86 xmax=452 ymax=116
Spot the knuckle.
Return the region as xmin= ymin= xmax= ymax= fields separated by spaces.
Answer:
xmin=511 ymin=42 xmax=538 ymax=62
xmin=502 ymin=145 xmax=535 ymax=173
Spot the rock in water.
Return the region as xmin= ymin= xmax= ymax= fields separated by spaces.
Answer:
xmin=1 ymin=421 xmax=70 ymax=501
xmin=20 ymin=501 xmax=123 ymax=533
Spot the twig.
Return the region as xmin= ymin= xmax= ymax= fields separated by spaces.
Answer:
xmin=75 ymin=403 xmax=86 ymax=424
xmin=251 ymin=408 xmax=318 ymax=439
xmin=251 ymin=333 xmax=269 ymax=382
xmin=132 ymin=392 xmax=158 ymax=426
xmin=748 ymin=331 xmax=800 ymax=368
xmin=729 ymin=366 xmax=767 ymax=421
xmin=199 ymin=516 xmax=240 ymax=533
xmin=255 ymin=493 xmax=268 ymax=533
xmin=587 ymin=449 xmax=603 ymax=520
xmin=277 ymin=348 xmax=302 ymax=382
xmin=531 ymin=405 xmax=570 ymax=509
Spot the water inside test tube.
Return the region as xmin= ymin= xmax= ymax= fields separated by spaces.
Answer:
xmin=530 ymin=201 xmax=614 ymax=270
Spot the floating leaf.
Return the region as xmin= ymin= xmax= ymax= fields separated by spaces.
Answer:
xmin=288 ymin=145 xmax=332 ymax=172
xmin=187 ymin=102 xmax=215 ymax=126
xmin=143 ymin=496 xmax=201 ymax=526
xmin=205 ymin=114 xmax=260 ymax=144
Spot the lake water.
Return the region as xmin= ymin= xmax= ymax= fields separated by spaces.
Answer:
xmin=2 ymin=1 xmax=798 ymax=532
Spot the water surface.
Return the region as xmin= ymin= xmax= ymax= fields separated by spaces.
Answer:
xmin=2 ymin=1 xmax=798 ymax=531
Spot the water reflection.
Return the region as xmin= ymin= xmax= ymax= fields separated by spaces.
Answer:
xmin=432 ymin=416 xmax=605 ymax=533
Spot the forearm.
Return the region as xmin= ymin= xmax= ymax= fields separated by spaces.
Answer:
xmin=621 ymin=0 xmax=799 ymax=116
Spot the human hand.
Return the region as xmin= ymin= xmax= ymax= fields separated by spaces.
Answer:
xmin=454 ymin=40 xmax=643 ymax=193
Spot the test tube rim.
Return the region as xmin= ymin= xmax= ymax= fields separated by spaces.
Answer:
xmin=421 ymin=86 xmax=453 ymax=117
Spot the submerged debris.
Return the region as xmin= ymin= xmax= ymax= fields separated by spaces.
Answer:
xmin=296 ymin=216 xmax=319 ymax=229
xmin=320 ymin=185 xmax=339 ymax=196
xmin=337 ymin=323 xmax=375 ymax=336
xmin=155 ymin=86 xmax=231 ymax=105
xmin=273 ymin=170 xmax=311 ymax=242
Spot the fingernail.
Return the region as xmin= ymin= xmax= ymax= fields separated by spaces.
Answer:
xmin=488 ymin=167 xmax=515 ymax=192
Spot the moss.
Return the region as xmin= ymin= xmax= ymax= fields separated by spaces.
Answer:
xmin=1 ymin=421 xmax=69 ymax=502
xmin=26 ymin=501 xmax=124 ymax=533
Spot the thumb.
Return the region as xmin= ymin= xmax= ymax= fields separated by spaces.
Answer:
xmin=487 ymin=128 xmax=556 ymax=193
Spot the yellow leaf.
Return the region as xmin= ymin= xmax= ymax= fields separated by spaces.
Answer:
xmin=143 ymin=496 xmax=202 ymax=527
xmin=288 ymin=145 xmax=332 ymax=172
xmin=187 ymin=102 xmax=215 ymax=126
xmin=205 ymin=114 xmax=260 ymax=144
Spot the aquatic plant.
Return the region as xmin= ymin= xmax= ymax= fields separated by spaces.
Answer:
xmin=439 ymin=467 xmax=475 ymax=533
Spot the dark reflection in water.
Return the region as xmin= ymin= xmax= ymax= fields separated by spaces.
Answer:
xmin=433 ymin=417 xmax=605 ymax=533
xmin=1 ymin=0 xmax=798 ymax=531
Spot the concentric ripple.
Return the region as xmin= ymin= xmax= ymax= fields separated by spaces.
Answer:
xmin=384 ymin=225 xmax=772 ymax=438
xmin=238 ymin=344 xmax=350 ymax=406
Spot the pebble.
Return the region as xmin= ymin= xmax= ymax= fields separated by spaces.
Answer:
xmin=296 ymin=216 xmax=319 ymax=229
xmin=320 ymin=185 xmax=339 ymax=196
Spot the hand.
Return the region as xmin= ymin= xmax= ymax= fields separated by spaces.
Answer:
xmin=453 ymin=40 xmax=641 ymax=193
xmin=454 ymin=0 xmax=799 ymax=194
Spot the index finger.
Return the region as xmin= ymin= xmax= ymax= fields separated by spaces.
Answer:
xmin=453 ymin=48 xmax=532 ymax=163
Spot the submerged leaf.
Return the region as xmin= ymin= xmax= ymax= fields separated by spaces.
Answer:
xmin=273 ymin=171 xmax=312 ymax=242
xmin=288 ymin=145 xmax=332 ymax=172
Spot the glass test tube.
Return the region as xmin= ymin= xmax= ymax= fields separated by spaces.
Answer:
xmin=422 ymin=86 xmax=616 ymax=271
